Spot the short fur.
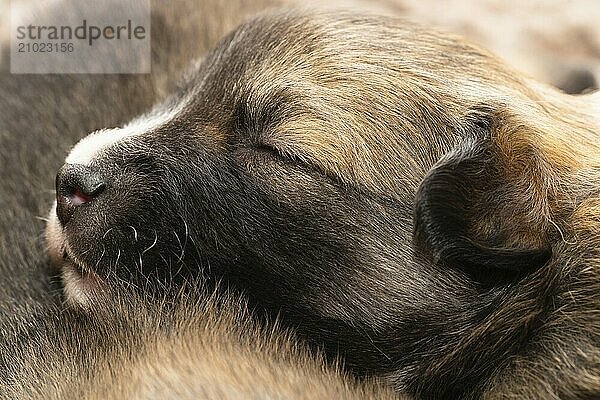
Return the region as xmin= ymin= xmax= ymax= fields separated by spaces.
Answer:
xmin=2 ymin=1 xmax=599 ymax=398
xmin=42 ymin=9 xmax=600 ymax=400
xmin=0 ymin=285 xmax=397 ymax=399
xmin=0 ymin=1 xmax=399 ymax=399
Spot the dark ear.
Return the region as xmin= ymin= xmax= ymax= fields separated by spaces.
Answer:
xmin=413 ymin=133 xmax=551 ymax=277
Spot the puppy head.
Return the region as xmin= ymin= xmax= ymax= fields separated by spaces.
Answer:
xmin=45 ymin=11 xmax=596 ymax=395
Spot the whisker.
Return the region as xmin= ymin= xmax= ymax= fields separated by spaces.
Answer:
xmin=129 ymin=225 xmax=139 ymax=242
xmin=174 ymin=230 xmax=185 ymax=263
xmin=142 ymin=230 xmax=158 ymax=255
xmin=114 ymin=249 xmax=122 ymax=268
xmin=138 ymin=250 xmax=144 ymax=276
xmin=182 ymin=219 xmax=189 ymax=253
xmin=102 ymin=227 xmax=115 ymax=240
xmin=94 ymin=245 xmax=106 ymax=270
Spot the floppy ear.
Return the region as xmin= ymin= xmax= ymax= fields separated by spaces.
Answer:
xmin=413 ymin=122 xmax=552 ymax=277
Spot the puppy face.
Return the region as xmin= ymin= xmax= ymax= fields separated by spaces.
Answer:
xmin=46 ymin=11 xmax=600 ymax=397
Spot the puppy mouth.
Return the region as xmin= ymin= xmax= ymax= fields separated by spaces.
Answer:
xmin=45 ymin=206 xmax=106 ymax=306
xmin=61 ymin=249 xmax=91 ymax=277
xmin=58 ymin=248 xmax=106 ymax=307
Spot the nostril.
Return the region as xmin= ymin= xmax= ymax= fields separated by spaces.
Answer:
xmin=70 ymin=190 xmax=93 ymax=207
xmin=69 ymin=178 xmax=106 ymax=205
xmin=557 ymin=67 xmax=598 ymax=95
xmin=55 ymin=163 xmax=106 ymax=225
xmin=70 ymin=183 xmax=105 ymax=206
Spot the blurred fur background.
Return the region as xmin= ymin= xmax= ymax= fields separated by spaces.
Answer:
xmin=2 ymin=0 xmax=599 ymax=93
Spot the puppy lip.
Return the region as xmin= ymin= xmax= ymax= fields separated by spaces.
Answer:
xmin=60 ymin=254 xmax=106 ymax=307
xmin=63 ymin=253 xmax=85 ymax=275
xmin=46 ymin=210 xmax=100 ymax=278
xmin=61 ymin=248 xmax=97 ymax=277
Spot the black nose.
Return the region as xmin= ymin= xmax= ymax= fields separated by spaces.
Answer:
xmin=55 ymin=163 xmax=106 ymax=226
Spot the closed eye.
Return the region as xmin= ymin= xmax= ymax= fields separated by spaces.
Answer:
xmin=254 ymin=143 xmax=283 ymax=158
xmin=253 ymin=142 xmax=305 ymax=166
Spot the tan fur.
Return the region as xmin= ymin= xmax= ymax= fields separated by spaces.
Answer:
xmin=2 ymin=289 xmax=399 ymax=399
xmin=2 ymin=1 xmax=600 ymax=398
xmin=186 ymin=12 xmax=600 ymax=397
xmin=307 ymin=0 xmax=600 ymax=93
xmin=229 ymin=11 xmax=600 ymax=259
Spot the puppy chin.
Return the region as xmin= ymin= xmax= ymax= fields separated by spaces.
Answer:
xmin=45 ymin=202 xmax=106 ymax=308
xmin=60 ymin=264 xmax=105 ymax=308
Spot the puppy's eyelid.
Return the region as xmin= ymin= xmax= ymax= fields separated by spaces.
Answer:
xmin=253 ymin=141 xmax=304 ymax=165
xmin=254 ymin=142 xmax=282 ymax=156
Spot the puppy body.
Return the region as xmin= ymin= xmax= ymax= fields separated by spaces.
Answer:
xmin=307 ymin=0 xmax=600 ymax=94
xmin=0 ymin=287 xmax=397 ymax=399
xmin=1 ymin=0 xmax=599 ymax=398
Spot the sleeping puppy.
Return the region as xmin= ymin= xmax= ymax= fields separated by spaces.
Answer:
xmin=0 ymin=0 xmax=279 ymax=332
xmin=46 ymin=10 xmax=600 ymax=399
xmin=1 ymin=2 xmax=400 ymax=398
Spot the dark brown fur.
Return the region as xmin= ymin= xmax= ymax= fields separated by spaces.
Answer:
xmin=44 ymin=11 xmax=598 ymax=399
xmin=1 ymin=2 xmax=599 ymax=399
xmin=0 ymin=1 xmax=399 ymax=399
